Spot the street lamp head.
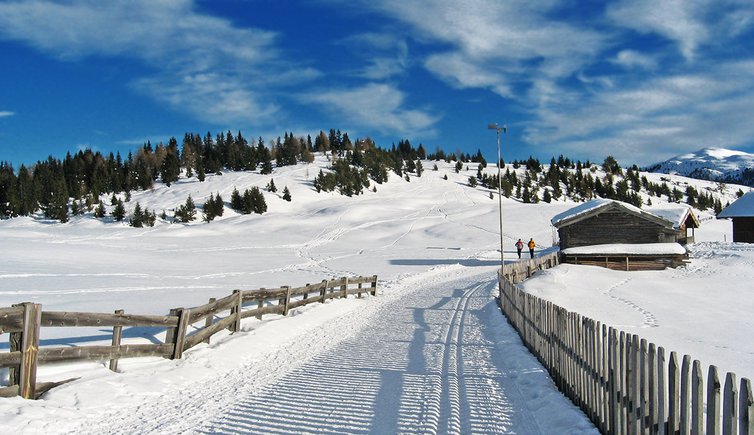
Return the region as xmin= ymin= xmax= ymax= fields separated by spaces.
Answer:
xmin=487 ymin=123 xmax=499 ymax=130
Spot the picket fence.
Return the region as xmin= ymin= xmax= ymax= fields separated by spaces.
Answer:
xmin=499 ymin=252 xmax=753 ymax=434
xmin=0 ymin=275 xmax=378 ymax=399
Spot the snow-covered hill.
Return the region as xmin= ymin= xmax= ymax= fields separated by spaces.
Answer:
xmin=646 ymin=147 xmax=754 ymax=185
xmin=0 ymin=155 xmax=752 ymax=432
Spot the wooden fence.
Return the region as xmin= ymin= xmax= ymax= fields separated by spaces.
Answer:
xmin=499 ymin=252 xmax=753 ymax=434
xmin=0 ymin=275 xmax=378 ymax=400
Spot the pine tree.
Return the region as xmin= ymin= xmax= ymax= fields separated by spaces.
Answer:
xmin=94 ymin=202 xmax=106 ymax=218
xmin=130 ymin=202 xmax=144 ymax=227
xmin=267 ymin=179 xmax=277 ymax=193
xmin=231 ymin=188 xmax=243 ymax=211
xmin=416 ymin=160 xmax=423 ymax=177
xmin=175 ymin=195 xmax=196 ymax=222
xmin=112 ymin=199 xmax=126 ymax=221
xmin=282 ymin=186 xmax=291 ymax=201
xmin=468 ymin=176 xmax=477 ymax=187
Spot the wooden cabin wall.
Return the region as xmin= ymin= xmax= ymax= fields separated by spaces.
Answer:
xmin=732 ymin=217 xmax=754 ymax=243
xmin=558 ymin=209 xmax=678 ymax=249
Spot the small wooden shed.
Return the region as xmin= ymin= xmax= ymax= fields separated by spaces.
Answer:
xmin=551 ymin=199 xmax=688 ymax=270
xmin=717 ymin=191 xmax=754 ymax=242
xmin=646 ymin=204 xmax=700 ymax=244
xmin=551 ymin=199 xmax=680 ymax=249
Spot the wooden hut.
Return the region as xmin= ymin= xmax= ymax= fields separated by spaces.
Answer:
xmin=646 ymin=204 xmax=700 ymax=244
xmin=717 ymin=191 xmax=754 ymax=242
xmin=551 ymin=199 xmax=688 ymax=270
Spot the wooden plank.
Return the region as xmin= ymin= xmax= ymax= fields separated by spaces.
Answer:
xmin=610 ymin=328 xmax=620 ymax=435
xmin=38 ymin=344 xmax=174 ymax=362
xmin=256 ymin=288 xmax=265 ymax=320
xmin=171 ymin=308 xmax=190 ymax=360
xmin=640 ymin=338 xmax=648 ymax=434
xmin=340 ymin=277 xmax=349 ymax=299
xmin=631 ymin=335 xmax=640 ymax=435
xmin=289 ymin=296 xmax=320 ymax=310
xmin=320 ymin=280 xmax=328 ymax=303
xmin=657 ymin=347 xmax=667 ymax=435
xmin=109 ymin=309 xmax=124 ymax=372
xmin=183 ymin=315 xmax=235 ymax=351
xmin=691 ymin=360 xmax=703 ymax=435
xmin=41 ymin=311 xmax=179 ymax=328
xmin=282 ymin=286 xmax=292 ymax=316
xmin=230 ymin=290 xmax=242 ymax=332
xmin=707 ymin=365 xmax=721 ymax=435
xmin=239 ymin=304 xmax=284 ymax=320
xmin=722 ymin=373 xmax=737 ymax=435
xmin=0 ymin=306 xmax=24 ymax=334
xmin=0 ymin=351 xmax=22 ymax=368
xmin=188 ymin=294 xmax=235 ymax=324
xmin=370 ymin=275 xmax=378 ymax=296
xmin=17 ymin=303 xmax=41 ymax=399
xmin=241 ymin=288 xmax=288 ymax=302
xmin=648 ymin=343 xmax=657 ymax=435
xmin=204 ymin=298 xmax=216 ymax=344
xmin=669 ymin=351 xmax=680 ymax=435
xmin=681 ymin=355 xmax=691 ymax=435
xmin=741 ymin=378 xmax=753 ymax=435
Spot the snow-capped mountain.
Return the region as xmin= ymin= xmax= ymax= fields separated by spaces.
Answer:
xmin=645 ymin=147 xmax=754 ymax=185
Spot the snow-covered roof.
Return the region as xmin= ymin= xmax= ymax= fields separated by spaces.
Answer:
xmin=562 ymin=243 xmax=687 ymax=256
xmin=718 ymin=191 xmax=754 ymax=218
xmin=645 ymin=204 xmax=698 ymax=229
xmin=550 ymin=199 xmax=613 ymax=226
xmin=551 ymin=199 xmax=673 ymax=228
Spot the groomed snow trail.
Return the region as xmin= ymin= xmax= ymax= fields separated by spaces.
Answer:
xmin=67 ymin=267 xmax=593 ymax=434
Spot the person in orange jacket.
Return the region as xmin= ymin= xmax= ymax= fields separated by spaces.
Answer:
xmin=527 ymin=238 xmax=536 ymax=258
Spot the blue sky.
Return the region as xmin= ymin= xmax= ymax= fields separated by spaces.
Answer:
xmin=1 ymin=0 xmax=754 ymax=168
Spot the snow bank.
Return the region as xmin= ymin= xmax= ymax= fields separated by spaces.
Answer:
xmin=561 ymin=242 xmax=687 ymax=255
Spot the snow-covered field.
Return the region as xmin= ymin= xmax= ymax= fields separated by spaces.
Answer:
xmin=0 ymin=156 xmax=749 ymax=432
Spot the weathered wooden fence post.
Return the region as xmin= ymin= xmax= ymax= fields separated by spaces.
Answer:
xmin=681 ymin=355 xmax=691 ymax=435
xmin=257 ymin=288 xmax=265 ymax=320
xmin=166 ymin=307 xmax=190 ymax=360
xmin=370 ymin=275 xmax=378 ymax=296
xmin=10 ymin=303 xmax=41 ymax=399
xmin=282 ymin=286 xmax=292 ymax=316
xmin=722 ymin=373 xmax=737 ymax=435
xmin=203 ymin=298 xmax=216 ymax=344
xmin=707 ymin=365 xmax=721 ymax=435
xmin=669 ymin=351 xmax=681 ymax=435
xmin=109 ymin=309 xmax=124 ymax=372
xmin=741 ymin=378 xmax=753 ymax=435
xmin=692 ymin=360 xmax=704 ymax=434
xmin=320 ymin=280 xmax=329 ymax=303
xmin=231 ymin=290 xmax=242 ymax=332
xmin=341 ymin=277 xmax=349 ymax=299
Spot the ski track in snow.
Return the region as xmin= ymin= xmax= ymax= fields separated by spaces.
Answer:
xmin=67 ymin=268 xmax=594 ymax=434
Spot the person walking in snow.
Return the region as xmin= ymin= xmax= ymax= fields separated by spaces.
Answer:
xmin=515 ymin=239 xmax=524 ymax=259
xmin=528 ymin=238 xmax=536 ymax=259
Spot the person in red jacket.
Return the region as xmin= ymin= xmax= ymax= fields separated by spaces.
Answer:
xmin=515 ymin=239 xmax=524 ymax=259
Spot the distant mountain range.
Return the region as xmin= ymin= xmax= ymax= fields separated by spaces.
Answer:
xmin=645 ymin=147 xmax=754 ymax=186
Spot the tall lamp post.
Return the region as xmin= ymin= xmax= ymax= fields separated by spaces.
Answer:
xmin=488 ymin=123 xmax=506 ymax=267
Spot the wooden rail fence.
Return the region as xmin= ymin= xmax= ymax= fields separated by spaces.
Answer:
xmin=499 ymin=252 xmax=753 ymax=434
xmin=0 ymin=275 xmax=378 ymax=399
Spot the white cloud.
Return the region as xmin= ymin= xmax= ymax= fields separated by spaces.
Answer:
xmin=608 ymin=1 xmax=754 ymax=62
xmin=303 ymin=83 xmax=439 ymax=136
xmin=362 ymin=1 xmax=605 ymax=98
xmin=0 ymin=111 xmax=14 ymax=118
xmin=611 ymin=50 xmax=658 ymax=70
xmin=0 ymin=0 xmax=314 ymax=126
xmin=340 ymin=33 xmax=410 ymax=80
xmin=523 ymin=61 xmax=754 ymax=165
